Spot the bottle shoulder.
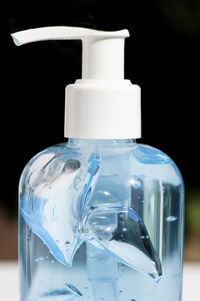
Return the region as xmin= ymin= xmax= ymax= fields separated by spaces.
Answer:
xmin=22 ymin=143 xmax=82 ymax=172
xmin=20 ymin=141 xmax=184 ymax=189
xmin=22 ymin=142 xmax=177 ymax=166
xmin=132 ymin=143 xmax=174 ymax=165
xmin=19 ymin=143 xmax=75 ymax=188
xmin=131 ymin=143 xmax=184 ymax=187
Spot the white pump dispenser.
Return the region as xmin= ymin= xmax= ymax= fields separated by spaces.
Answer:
xmin=12 ymin=26 xmax=141 ymax=139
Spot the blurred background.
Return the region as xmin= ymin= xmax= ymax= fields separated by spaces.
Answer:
xmin=0 ymin=0 xmax=199 ymax=262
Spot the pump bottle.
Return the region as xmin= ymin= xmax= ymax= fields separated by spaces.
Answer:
xmin=12 ymin=26 xmax=184 ymax=301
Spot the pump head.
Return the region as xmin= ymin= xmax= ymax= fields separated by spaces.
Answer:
xmin=12 ymin=26 xmax=141 ymax=139
xmin=12 ymin=26 xmax=129 ymax=80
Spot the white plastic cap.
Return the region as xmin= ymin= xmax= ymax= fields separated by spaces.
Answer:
xmin=11 ymin=26 xmax=141 ymax=139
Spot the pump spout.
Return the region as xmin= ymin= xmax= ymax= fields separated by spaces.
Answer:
xmin=11 ymin=26 xmax=141 ymax=139
xmin=11 ymin=26 xmax=129 ymax=79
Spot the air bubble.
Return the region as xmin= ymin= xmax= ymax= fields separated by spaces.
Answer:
xmin=66 ymin=159 xmax=81 ymax=170
xmin=35 ymin=257 xmax=44 ymax=262
xmin=64 ymin=240 xmax=71 ymax=246
xmin=166 ymin=216 xmax=177 ymax=222
xmin=130 ymin=176 xmax=141 ymax=189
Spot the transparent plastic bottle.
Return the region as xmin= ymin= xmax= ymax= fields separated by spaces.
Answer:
xmin=19 ymin=138 xmax=184 ymax=301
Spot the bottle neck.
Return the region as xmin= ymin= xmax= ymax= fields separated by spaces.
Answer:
xmin=68 ymin=138 xmax=136 ymax=146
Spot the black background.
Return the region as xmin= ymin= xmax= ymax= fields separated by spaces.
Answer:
xmin=0 ymin=0 xmax=199 ymax=216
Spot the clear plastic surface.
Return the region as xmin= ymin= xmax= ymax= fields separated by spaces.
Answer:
xmin=19 ymin=139 xmax=184 ymax=301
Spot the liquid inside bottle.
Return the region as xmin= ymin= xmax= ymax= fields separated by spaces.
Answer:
xmin=19 ymin=139 xmax=184 ymax=301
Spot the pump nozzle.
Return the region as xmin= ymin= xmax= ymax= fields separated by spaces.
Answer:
xmin=12 ymin=26 xmax=129 ymax=80
xmin=12 ymin=26 xmax=141 ymax=139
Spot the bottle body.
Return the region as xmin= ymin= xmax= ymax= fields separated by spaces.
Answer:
xmin=19 ymin=139 xmax=184 ymax=301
